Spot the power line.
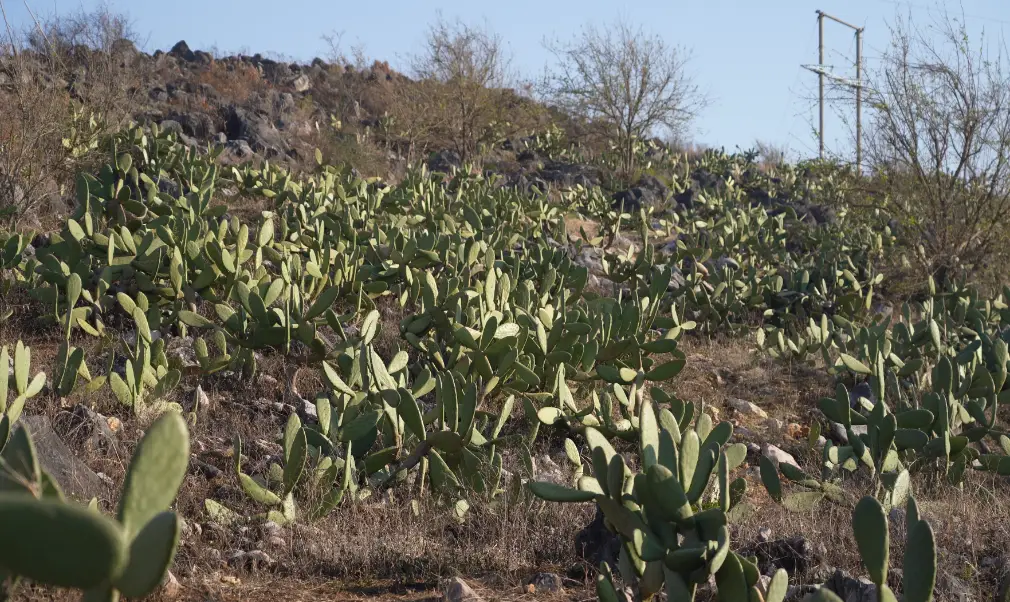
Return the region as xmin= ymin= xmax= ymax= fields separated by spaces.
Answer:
xmin=878 ymin=0 xmax=1010 ymax=28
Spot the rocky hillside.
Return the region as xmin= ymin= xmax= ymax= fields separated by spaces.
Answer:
xmin=4 ymin=23 xmax=1003 ymax=602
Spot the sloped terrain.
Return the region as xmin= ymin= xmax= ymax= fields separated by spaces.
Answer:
xmin=0 ymin=37 xmax=1008 ymax=602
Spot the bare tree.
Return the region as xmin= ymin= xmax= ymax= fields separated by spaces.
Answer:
xmin=391 ymin=15 xmax=527 ymax=163
xmin=0 ymin=2 xmax=138 ymax=225
xmin=542 ymin=20 xmax=704 ymax=178
xmin=865 ymin=11 xmax=1010 ymax=285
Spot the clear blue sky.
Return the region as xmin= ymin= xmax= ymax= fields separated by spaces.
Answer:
xmin=7 ymin=0 xmax=1010 ymax=158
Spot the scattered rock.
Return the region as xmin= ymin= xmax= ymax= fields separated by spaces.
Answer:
xmin=192 ymin=459 xmax=223 ymax=479
xmin=159 ymin=119 xmax=184 ymax=136
xmin=822 ymin=569 xmax=878 ymax=602
xmin=60 ymin=404 xmax=118 ymax=452
xmin=848 ymin=382 xmax=876 ymax=409
xmin=728 ymin=398 xmax=768 ymax=418
xmin=743 ymin=536 xmax=820 ymax=576
xmin=161 ymin=570 xmax=181 ymax=599
xmin=939 ymin=572 xmax=973 ymax=602
xmin=218 ymin=139 xmax=256 ymax=165
xmin=536 ymin=454 xmax=568 ymax=486
xmin=300 ymin=398 xmax=318 ymax=423
xmin=195 ymin=386 xmax=210 ymax=412
xmin=169 ymin=40 xmax=197 ymax=62
xmin=828 ymin=422 xmax=867 ymax=444
xmin=149 ymin=87 xmax=169 ymax=102
xmin=611 ymin=186 xmax=660 ymax=212
xmin=762 ymin=444 xmax=800 ymax=469
xmin=526 ymin=572 xmax=564 ymax=593
xmin=288 ymin=73 xmax=312 ymax=93
xmin=229 ymin=550 xmax=273 ymax=570
xmin=246 ymin=550 xmax=273 ymax=567
xmin=428 ymin=150 xmax=462 ymax=173
xmin=758 ymin=527 xmax=773 ymax=542
xmin=96 ymin=472 xmax=115 ymax=488
xmin=21 ymin=415 xmax=108 ymax=501
xmin=764 ymin=418 xmax=786 ymax=433
xmin=443 ymin=577 xmax=484 ymax=602
xmin=261 ymin=521 xmax=283 ymax=536
xmin=166 ymin=336 xmax=199 ymax=370
xmin=734 ymin=425 xmax=758 ymax=441
xmin=575 ymin=507 xmax=621 ymax=569
xmin=224 ymin=105 xmax=289 ymax=157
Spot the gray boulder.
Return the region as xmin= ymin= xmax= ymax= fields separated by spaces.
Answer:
xmin=169 ymin=111 xmax=217 ymax=139
xmin=611 ymin=186 xmax=659 ymax=212
xmin=822 ymin=569 xmax=878 ymax=602
xmin=224 ymin=105 xmax=289 ymax=157
xmin=168 ymin=40 xmax=196 ymax=62
xmin=218 ymin=140 xmax=256 ymax=165
xmin=20 ymin=415 xmax=108 ymax=501
xmin=575 ymin=507 xmax=621 ymax=570
xmin=427 ymin=150 xmax=462 ymax=173
xmin=849 ymin=382 xmax=876 ymax=409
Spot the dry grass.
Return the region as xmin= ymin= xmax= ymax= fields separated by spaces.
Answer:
xmin=672 ymin=337 xmax=1009 ymax=599
xmin=674 ymin=334 xmax=831 ymax=438
xmin=193 ymin=61 xmax=272 ymax=105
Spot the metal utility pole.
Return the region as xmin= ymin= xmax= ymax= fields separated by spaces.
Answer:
xmin=804 ymin=10 xmax=864 ymax=167
xmin=819 ymin=13 xmax=824 ymax=159
xmin=855 ymin=27 xmax=862 ymax=169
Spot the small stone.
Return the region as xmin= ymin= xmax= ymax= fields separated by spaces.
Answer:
xmin=261 ymin=521 xmax=282 ymax=536
xmin=829 ymin=422 xmax=868 ymax=444
xmin=764 ymin=418 xmax=785 ymax=433
xmin=734 ymin=425 xmax=758 ymax=440
xmin=728 ymin=398 xmax=768 ymax=419
xmin=301 ymin=398 xmax=318 ymax=421
xmin=939 ymin=572 xmax=972 ymax=601
xmin=161 ymin=570 xmax=181 ymax=599
xmin=744 ymin=536 xmax=820 ymax=576
xmin=22 ymin=415 xmax=108 ymax=500
xmin=443 ymin=577 xmax=484 ymax=602
xmin=220 ymin=575 xmax=240 ymax=585
xmin=246 ymin=550 xmax=273 ymax=568
xmin=758 ymin=527 xmax=773 ymax=542
xmin=762 ymin=444 xmax=800 ymax=469
xmin=982 ymin=555 xmax=1006 ymax=569
xmin=195 ymin=386 xmax=210 ymax=411
xmin=526 ymin=572 xmax=563 ymax=593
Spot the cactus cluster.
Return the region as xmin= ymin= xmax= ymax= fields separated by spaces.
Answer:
xmin=0 ymin=118 xmax=961 ymax=598
xmin=0 ymin=411 xmax=189 ymax=601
